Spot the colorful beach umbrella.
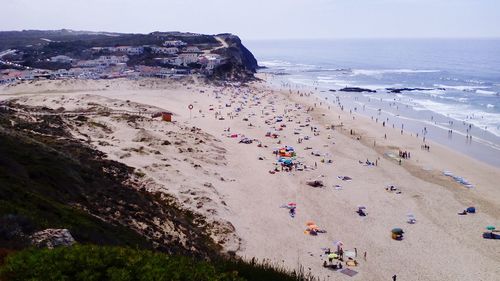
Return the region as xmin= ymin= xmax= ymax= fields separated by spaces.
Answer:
xmin=392 ymin=228 xmax=404 ymax=234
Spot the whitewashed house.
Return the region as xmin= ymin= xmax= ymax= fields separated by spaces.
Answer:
xmin=178 ymin=53 xmax=199 ymax=65
xmin=163 ymin=40 xmax=187 ymax=47
xmin=184 ymin=46 xmax=201 ymax=53
xmin=199 ymin=54 xmax=223 ymax=70
xmin=98 ymin=55 xmax=129 ymax=65
xmin=151 ymin=47 xmax=179 ymax=55
xmin=74 ymin=55 xmax=128 ymax=68
xmin=50 ymin=55 xmax=74 ymax=64
xmin=115 ymin=46 xmax=144 ymax=55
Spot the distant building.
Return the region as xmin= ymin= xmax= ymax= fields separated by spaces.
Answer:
xmin=178 ymin=53 xmax=199 ymax=65
xmin=114 ymin=46 xmax=144 ymax=55
xmin=90 ymin=46 xmax=143 ymax=55
xmin=50 ymin=55 xmax=74 ymax=64
xmin=183 ymin=46 xmax=201 ymax=53
xmin=74 ymin=55 xmax=128 ymax=68
xmin=154 ymin=57 xmax=177 ymax=65
xmin=98 ymin=55 xmax=129 ymax=65
xmin=163 ymin=40 xmax=187 ymax=47
xmin=151 ymin=47 xmax=179 ymax=55
xmin=198 ymin=54 xmax=224 ymax=70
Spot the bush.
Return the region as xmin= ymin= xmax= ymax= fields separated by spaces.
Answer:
xmin=0 ymin=245 xmax=243 ymax=281
xmin=0 ymin=245 xmax=316 ymax=281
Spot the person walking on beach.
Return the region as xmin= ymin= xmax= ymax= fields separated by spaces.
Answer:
xmin=392 ymin=274 xmax=397 ymax=281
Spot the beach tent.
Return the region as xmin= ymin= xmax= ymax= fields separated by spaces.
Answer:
xmin=407 ymin=213 xmax=416 ymax=224
xmin=483 ymin=232 xmax=500 ymax=239
xmin=391 ymin=228 xmax=404 ymax=240
xmin=466 ymin=207 xmax=476 ymax=213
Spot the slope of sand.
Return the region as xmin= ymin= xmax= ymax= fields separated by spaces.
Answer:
xmin=2 ymin=78 xmax=499 ymax=281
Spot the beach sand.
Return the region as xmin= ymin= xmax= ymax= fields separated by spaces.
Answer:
xmin=1 ymin=77 xmax=499 ymax=280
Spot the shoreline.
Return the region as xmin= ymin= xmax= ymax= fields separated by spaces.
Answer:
xmin=261 ymin=73 xmax=500 ymax=167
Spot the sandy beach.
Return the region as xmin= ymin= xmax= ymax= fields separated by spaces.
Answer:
xmin=1 ymin=77 xmax=499 ymax=280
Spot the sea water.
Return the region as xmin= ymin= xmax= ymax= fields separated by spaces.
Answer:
xmin=245 ymin=39 xmax=500 ymax=166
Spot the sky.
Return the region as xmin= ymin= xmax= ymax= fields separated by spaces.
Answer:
xmin=1 ymin=0 xmax=500 ymax=40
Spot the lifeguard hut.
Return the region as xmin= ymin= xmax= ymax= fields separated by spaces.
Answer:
xmin=152 ymin=111 xmax=173 ymax=122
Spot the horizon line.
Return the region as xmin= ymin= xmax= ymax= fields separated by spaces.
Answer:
xmin=1 ymin=29 xmax=499 ymax=41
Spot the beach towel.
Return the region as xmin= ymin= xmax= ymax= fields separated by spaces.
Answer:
xmin=346 ymin=260 xmax=357 ymax=267
xmin=340 ymin=268 xmax=358 ymax=277
xmin=344 ymin=251 xmax=356 ymax=259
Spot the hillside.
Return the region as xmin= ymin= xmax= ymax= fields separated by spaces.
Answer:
xmin=0 ymin=29 xmax=258 ymax=81
xmin=0 ymin=104 xmax=220 ymax=257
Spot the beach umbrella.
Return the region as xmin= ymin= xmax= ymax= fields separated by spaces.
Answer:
xmin=328 ymin=253 xmax=338 ymax=259
xmin=288 ymin=202 xmax=297 ymax=207
xmin=333 ymin=240 xmax=344 ymax=247
xmin=486 ymin=225 xmax=495 ymax=231
xmin=307 ymin=225 xmax=319 ymax=230
xmin=391 ymin=228 xmax=404 ymax=234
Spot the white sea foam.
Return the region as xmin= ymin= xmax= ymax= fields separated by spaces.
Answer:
xmin=476 ymin=89 xmax=498 ymax=96
xmin=412 ymin=99 xmax=500 ymax=137
xmin=260 ymin=60 xmax=292 ymax=67
xmin=351 ymin=69 xmax=440 ymax=77
xmin=486 ymin=104 xmax=495 ymax=108
xmin=418 ymin=89 xmax=447 ymax=96
xmin=434 ymin=84 xmax=489 ymax=91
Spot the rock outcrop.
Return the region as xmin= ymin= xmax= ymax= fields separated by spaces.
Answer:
xmin=212 ymin=34 xmax=258 ymax=81
xmin=30 ymin=229 xmax=76 ymax=249
xmin=339 ymin=87 xmax=377 ymax=93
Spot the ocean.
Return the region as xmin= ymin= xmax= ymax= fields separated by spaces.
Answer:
xmin=245 ymin=39 xmax=500 ymax=166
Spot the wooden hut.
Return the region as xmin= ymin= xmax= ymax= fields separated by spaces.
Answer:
xmin=152 ymin=111 xmax=173 ymax=122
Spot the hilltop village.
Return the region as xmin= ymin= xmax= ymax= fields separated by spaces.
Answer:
xmin=0 ymin=30 xmax=258 ymax=84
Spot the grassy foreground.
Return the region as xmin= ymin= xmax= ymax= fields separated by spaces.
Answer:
xmin=0 ymin=245 xmax=313 ymax=281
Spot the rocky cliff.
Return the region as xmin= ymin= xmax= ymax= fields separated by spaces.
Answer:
xmin=212 ymin=34 xmax=258 ymax=81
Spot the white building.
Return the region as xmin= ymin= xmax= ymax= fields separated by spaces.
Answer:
xmin=184 ymin=46 xmax=201 ymax=53
xmin=98 ymin=55 xmax=129 ymax=65
xmin=151 ymin=47 xmax=179 ymax=55
xmin=199 ymin=54 xmax=223 ymax=70
xmin=74 ymin=55 xmax=129 ymax=68
xmin=163 ymin=40 xmax=187 ymax=47
xmin=50 ymin=55 xmax=74 ymax=64
xmin=154 ymin=57 xmax=177 ymax=65
xmin=114 ymin=46 xmax=144 ymax=55
xmin=178 ymin=53 xmax=199 ymax=65
xmin=91 ymin=46 xmax=143 ymax=55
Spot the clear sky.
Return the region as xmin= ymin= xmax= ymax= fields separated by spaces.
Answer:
xmin=1 ymin=0 xmax=499 ymax=40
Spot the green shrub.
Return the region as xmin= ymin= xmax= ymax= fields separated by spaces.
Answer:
xmin=0 ymin=245 xmax=243 ymax=281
